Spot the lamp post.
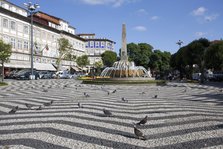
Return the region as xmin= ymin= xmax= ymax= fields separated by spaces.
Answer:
xmin=176 ymin=40 xmax=183 ymax=48
xmin=24 ymin=2 xmax=39 ymax=80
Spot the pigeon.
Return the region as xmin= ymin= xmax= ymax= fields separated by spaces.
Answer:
xmin=42 ymin=89 xmax=48 ymax=92
xmin=140 ymin=92 xmax=145 ymax=94
xmin=137 ymin=116 xmax=148 ymax=125
xmin=112 ymin=89 xmax=117 ymax=93
xmin=8 ymin=106 xmax=19 ymax=114
xmin=43 ymin=100 xmax=53 ymax=106
xmin=78 ymin=102 xmax=83 ymax=108
xmin=36 ymin=105 xmax=42 ymax=110
xmin=154 ymin=95 xmax=158 ymax=98
xmin=25 ymin=103 xmax=32 ymax=110
xmin=133 ymin=124 xmax=146 ymax=140
xmin=103 ymin=109 xmax=112 ymax=117
xmin=84 ymin=93 xmax=90 ymax=97
xmin=121 ymin=97 xmax=128 ymax=102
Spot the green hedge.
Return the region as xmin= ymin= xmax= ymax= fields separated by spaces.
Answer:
xmin=0 ymin=82 xmax=8 ymax=86
xmin=82 ymin=79 xmax=166 ymax=85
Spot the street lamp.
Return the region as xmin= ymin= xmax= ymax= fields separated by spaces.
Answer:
xmin=24 ymin=2 xmax=40 ymax=80
xmin=176 ymin=40 xmax=183 ymax=48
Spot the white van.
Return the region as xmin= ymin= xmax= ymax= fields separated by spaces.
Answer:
xmin=56 ymin=70 xmax=72 ymax=79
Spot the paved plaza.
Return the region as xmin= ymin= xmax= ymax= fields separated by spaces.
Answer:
xmin=0 ymin=79 xmax=223 ymax=149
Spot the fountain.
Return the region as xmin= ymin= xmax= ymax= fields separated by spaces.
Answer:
xmin=100 ymin=24 xmax=154 ymax=80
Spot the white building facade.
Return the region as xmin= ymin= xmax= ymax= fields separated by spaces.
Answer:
xmin=0 ymin=1 xmax=116 ymax=73
xmin=0 ymin=1 xmax=86 ymax=72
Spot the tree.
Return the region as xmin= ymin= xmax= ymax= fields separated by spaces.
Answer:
xmin=0 ymin=39 xmax=12 ymax=82
xmin=205 ymin=40 xmax=223 ymax=71
xmin=171 ymin=38 xmax=210 ymax=80
xmin=126 ymin=43 xmax=140 ymax=63
xmin=148 ymin=50 xmax=171 ymax=78
xmin=171 ymin=47 xmax=187 ymax=79
xmin=101 ymin=51 xmax=117 ymax=67
xmin=93 ymin=60 xmax=103 ymax=76
xmin=76 ymin=55 xmax=90 ymax=68
xmin=183 ymin=38 xmax=210 ymax=82
xmin=56 ymin=38 xmax=72 ymax=71
xmin=64 ymin=53 xmax=76 ymax=61
xmin=138 ymin=43 xmax=153 ymax=68
xmin=126 ymin=43 xmax=153 ymax=68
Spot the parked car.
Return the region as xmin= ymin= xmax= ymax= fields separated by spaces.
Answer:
xmin=192 ymin=73 xmax=201 ymax=81
xmin=41 ymin=71 xmax=55 ymax=79
xmin=38 ymin=71 xmax=48 ymax=79
xmin=4 ymin=70 xmax=19 ymax=79
xmin=15 ymin=69 xmax=40 ymax=80
xmin=55 ymin=70 xmax=74 ymax=79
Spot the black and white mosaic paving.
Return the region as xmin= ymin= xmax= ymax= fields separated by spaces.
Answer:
xmin=0 ymin=79 xmax=223 ymax=149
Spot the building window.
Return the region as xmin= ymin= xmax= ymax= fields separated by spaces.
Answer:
xmin=10 ymin=21 xmax=16 ymax=30
xmin=23 ymin=25 xmax=29 ymax=34
xmin=17 ymin=40 xmax=22 ymax=50
xmin=90 ymin=41 xmax=94 ymax=48
xmin=10 ymin=38 xmax=16 ymax=48
xmin=107 ymin=43 xmax=110 ymax=48
xmin=34 ymin=29 xmax=40 ymax=38
xmin=85 ymin=42 xmax=89 ymax=48
xmin=24 ymin=41 xmax=29 ymax=50
xmin=95 ymin=42 xmax=99 ymax=48
xmin=17 ymin=24 xmax=23 ymax=32
xmin=101 ymin=42 xmax=104 ymax=48
xmin=3 ymin=35 xmax=9 ymax=43
xmin=3 ymin=18 xmax=8 ymax=28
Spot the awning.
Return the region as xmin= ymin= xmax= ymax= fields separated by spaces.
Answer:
xmin=3 ymin=60 xmax=30 ymax=68
xmin=71 ymin=66 xmax=81 ymax=71
xmin=34 ymin=63 xmax=56 ymax=71
xmin=61 ymin=66 xmax=70 ymax=71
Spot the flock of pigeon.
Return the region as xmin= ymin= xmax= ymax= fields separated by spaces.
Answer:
xmin=8 ymin=100 xmax=54 ymax=114
xmin=7 ymin=83 xmax=159 ymax=141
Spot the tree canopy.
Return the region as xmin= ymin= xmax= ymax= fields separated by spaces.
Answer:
xmin=205 ymin=40 xmax=223 ymax=71
xmin=76 ymin=55 xmax=89 ymax=68
xmin=149 ymin=50 xmax=171 ymax=77
xmin=170 ymin=38 xmax=210 ymax=79
xmin=0 ymin=39 xmax=12 ymax=82
xmin=127 ymin=43 xmax=153 ymax=68
xmin=101 ymin=51 xmax=117 ymax=67
xmin=56 ymin=38 xmax=72 ymax=71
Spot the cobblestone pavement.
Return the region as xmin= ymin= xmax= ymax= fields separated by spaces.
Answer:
xmin=0 ymin=79 xmax=223 ymax=149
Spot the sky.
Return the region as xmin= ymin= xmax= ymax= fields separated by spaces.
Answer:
xmin=10 ymin=0 xmax=223 ymax=54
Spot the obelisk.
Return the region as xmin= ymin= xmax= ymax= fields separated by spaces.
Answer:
xmin=121 ymin=23 xmax=128 ymax=61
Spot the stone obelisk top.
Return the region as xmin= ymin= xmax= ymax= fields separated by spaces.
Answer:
xmin=121 ymin=23 xmax=128 ymax=61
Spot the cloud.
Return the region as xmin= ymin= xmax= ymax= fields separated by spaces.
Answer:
xmin=133 ymin=26 xmax=147 ymax=31
xmin=204 ymin=14 xmax=219 ymax=22
xmin=150 ymin=16 xmax=159 ymax=20
xmin=136 ymin=9 xmax=148 ymax=15
xmin=79 ymin=0 xmax=138 ymax=7
xmin=192 ymin=7 xmax=207 ymax=16
xmin=195 ymin=32 xmax=207 ymax=37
